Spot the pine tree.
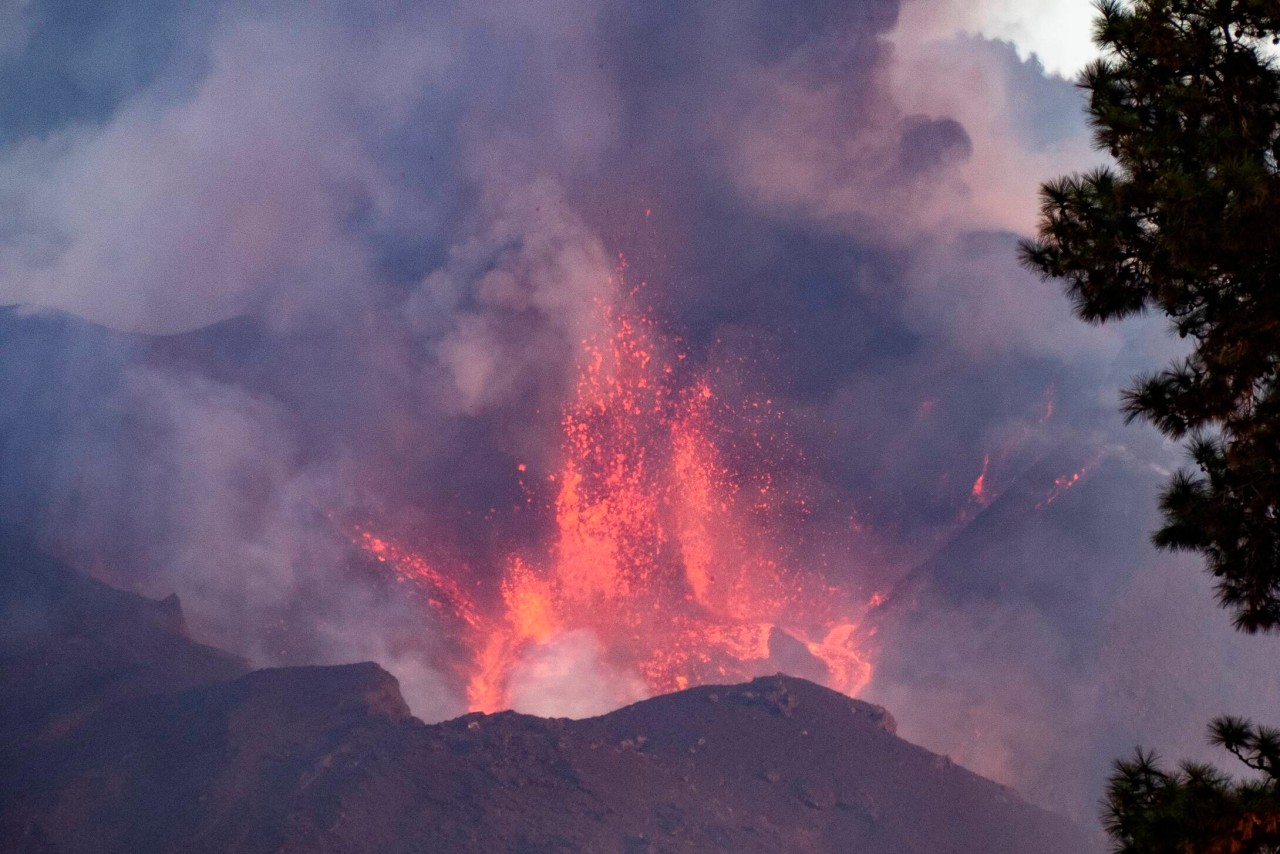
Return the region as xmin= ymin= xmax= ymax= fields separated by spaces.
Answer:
xmin=1104 ymin=719 xmax=1280 ymax=852
xmin=1020 ymin=1 xmax=1280 ymax=848
xmin=1022 ymin=0 xmax=1280 ymax=632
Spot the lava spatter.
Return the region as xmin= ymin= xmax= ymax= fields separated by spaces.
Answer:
xmin=354 ymin=280 xmax=880 ymax=713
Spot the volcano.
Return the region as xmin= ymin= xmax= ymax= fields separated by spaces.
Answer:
xmin=0 ymin=532 xmax=1095 ymax=853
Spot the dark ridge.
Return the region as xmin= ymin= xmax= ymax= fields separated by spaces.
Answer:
xmin=0 ymin=537 xmax=1097 ymax=853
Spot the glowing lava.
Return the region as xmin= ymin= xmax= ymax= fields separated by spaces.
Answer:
xmin=970 ymin=454 xmax=993 ymax=507
xmin=1035 ymin=453 xmax=1104 ymax=510
xmin=354 ymin=283 xmax=881 ymax=713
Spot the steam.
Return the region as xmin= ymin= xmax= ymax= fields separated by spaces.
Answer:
xmin=421 ymin=180 xmax=616 ymax=416
xmin=506 ymin=630 xmax=649 ymax=719
xmin=0 ymin=0 xmax=1275 ymax=823
xmin=0 ymin=7 xmax=436 ymax=332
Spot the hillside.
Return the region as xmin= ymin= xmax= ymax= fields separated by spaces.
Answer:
xmin=0 ymin=534 xmax=1095 ymax=853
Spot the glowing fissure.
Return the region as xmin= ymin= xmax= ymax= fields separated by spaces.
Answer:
xmin=354 ymin=283 xmax=880 ymax=713
xmin=1036 ymin=452 xmax=1105 ymax=510
xmin=970 ymin=454 xmax=993 ymax=506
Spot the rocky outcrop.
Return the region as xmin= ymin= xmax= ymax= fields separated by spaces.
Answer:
xmin=0 ymin=530 xmax=248 ymax=756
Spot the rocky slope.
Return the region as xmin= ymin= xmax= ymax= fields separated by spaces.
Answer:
xmin=0 ymin=534 xmax=1095 ymax=853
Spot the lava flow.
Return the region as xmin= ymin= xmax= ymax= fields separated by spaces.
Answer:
xmin=354 ymin=281 xmax=881 ymax=713
xmin=1035 ymin=452 xmax=1105 ymax=510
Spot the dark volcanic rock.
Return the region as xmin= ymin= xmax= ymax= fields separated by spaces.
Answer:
xmin=0 ymin=531 xmax=248 ymax=755
xmin=0 ymin=540 xmax=1096 ymax=853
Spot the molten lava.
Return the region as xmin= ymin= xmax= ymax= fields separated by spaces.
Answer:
xmin=1035 ymin=453 xmax=1104 ymax=510
xmin=970 ymin=454 xmax=993 ymax=507
xmin=354 ymin=284 xmax=880 ymax=713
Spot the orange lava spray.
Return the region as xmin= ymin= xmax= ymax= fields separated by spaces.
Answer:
xmin=353 ymin=277 xmax=881 ymax=712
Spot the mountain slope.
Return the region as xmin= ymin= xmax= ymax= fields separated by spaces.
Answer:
xmin=0 ymin=537 xmax=1095 ymax=853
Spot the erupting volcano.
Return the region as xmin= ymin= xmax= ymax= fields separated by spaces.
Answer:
xmin=354 ymin=272 xmax=881 ymax=713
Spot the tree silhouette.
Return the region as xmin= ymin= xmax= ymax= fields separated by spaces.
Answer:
xmin=1020 ymin=0 xmax=1280 ymax=848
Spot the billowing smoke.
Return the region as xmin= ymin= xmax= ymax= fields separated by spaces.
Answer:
xmin=1 ymin=0 xmax=1276 ymax=823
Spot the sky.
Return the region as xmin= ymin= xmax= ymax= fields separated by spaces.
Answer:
xmin=0 ymin=0 xmax=1276 ymax=827
xmin=901 ymin=0 xmax=1100 ymax=78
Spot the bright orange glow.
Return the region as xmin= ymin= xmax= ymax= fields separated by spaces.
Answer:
xmin=971 ymin=454 xmax=993 ymax=506
xmin=354 ymin=529 xmax=481 ymax=631
xmin=352 ymin=280 xmax=881 ymax=713
xmin=1035 ymin=453 xmax=1104 ymax=510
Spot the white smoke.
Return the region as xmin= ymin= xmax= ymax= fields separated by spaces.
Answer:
xmin=506 ymin=630 xmax=650 ymax=719
xmin=897 ymin=0 xmax=1099 ymax=79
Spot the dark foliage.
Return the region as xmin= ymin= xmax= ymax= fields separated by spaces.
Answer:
xmin=1020 ymin=0 xmax=1280 ymax=633
xmin=1103 ymin=719 xmax=1280 ymax=853
xmin=1020 ymin=1 xmax=1280 ymax=850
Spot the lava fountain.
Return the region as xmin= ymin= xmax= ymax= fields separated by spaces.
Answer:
xmin=355 ymin=275 xmax=881 ymax=714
